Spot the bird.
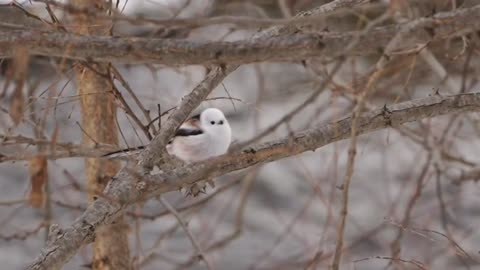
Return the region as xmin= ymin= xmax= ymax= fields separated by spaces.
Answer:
xmin=165 ymin=107 xmax=232 ymax=162
xmin=103 ymin=107 xmax=232 ymax=195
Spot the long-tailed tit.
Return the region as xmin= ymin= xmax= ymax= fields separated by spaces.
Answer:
xmin=166 ymin=107 xmax=232 ymax=162
xmin=104 ymin=108 xmax=232 ymax=194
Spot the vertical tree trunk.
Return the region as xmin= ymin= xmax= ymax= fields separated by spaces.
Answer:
xmin=71 ymin=1 xmax=130 ymax=269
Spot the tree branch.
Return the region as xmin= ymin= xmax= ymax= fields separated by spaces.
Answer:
xmin=137 ymin=0 xmax=367 ymax=169
xmin=32 ymin=0 xmax=363 ymax=29
xmin=27 ymin=92 xmax=480 ymax=270
xmin=2 ymin=5 xmax=480 ymax=65
xmin=139 ymin=65 xmax=236 ymax=170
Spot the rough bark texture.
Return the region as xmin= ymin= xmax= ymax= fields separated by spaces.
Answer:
xmin=1 ymin=4 xmax=480 ymax=65
xmin=23 ymin=1 xmax=480 ymax=269
xmin=71 ymin=0 xmax=130 ymax=269
xmin=26 ymin=92 xmax=480 ymax=270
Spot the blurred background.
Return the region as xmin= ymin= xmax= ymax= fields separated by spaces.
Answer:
xmin=2 ymin=0 xmax=480 ymax=269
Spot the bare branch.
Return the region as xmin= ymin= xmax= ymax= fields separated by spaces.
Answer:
xmin=2 ymin=5 xmax=480 ymax=65
xmin=32 ymin=0 xmax=361 ymax=29
xmin=136 ymin=0 xmax=386 ymax=171
xmin=27 ymin=92 xmax=480 ymax=270
xmin=139 ymin=65 xmax=236 ymax=170
xmin=159 ymin=197 xmax=214 ymax=270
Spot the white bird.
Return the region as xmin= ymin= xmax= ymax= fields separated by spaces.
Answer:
xmin=166 ymin=107 xmax=232 ymax=162
xmin=104 ymin=107 xmax=232 ymax=164
xmin=104 ymin=108 xmax=232 ymax=196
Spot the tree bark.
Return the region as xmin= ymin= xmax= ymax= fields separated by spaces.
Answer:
xmin=71 ymin=0 xmax=130 ymax=269
xmin=27 ymin=92 xmax=480 ymax=270
xmin=1 ymin=4 xmax=480 ymax=65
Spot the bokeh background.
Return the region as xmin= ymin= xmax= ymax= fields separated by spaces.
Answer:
xmin=2 ymin=0 xmax=480 ymax=269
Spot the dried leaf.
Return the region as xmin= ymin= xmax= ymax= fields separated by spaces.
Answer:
xmin=28 ymin=155 xmax=48 ymax=208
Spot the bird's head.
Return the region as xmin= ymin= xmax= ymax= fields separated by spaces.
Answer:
xmin=200 ymin=108 xmax=232 ymax=145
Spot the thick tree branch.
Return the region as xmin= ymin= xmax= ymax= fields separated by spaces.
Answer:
xmin=139 ymin=65 xmax=236 ymax=170
xmin=136 ymin=3 xmax=480 ymax=169
xmin=2 ymin=5 xmax=480 ymax=65
xmin=70 ymin=0 xmax=131 ymax=268
xmin=32 ymin=0 xmax=363 ymax=29
xmin=27 ymin=92 xmax=480 ymax=270
xmin=137 ymin=0 xmax=367 ymax=169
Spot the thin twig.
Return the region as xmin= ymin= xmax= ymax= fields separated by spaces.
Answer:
xmin=159 ymin=197 xmax=214 ymax=270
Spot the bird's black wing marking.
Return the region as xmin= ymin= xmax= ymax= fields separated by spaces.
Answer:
xmin=167 ymin=128 xmax=203 ymax=145
xmin=174 ymin=128 xmax=203 ymax=137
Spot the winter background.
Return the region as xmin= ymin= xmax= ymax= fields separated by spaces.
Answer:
xmin=1 ymin=0 xmax=480 ymax=269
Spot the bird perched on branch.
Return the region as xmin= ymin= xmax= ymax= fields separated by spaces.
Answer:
xmin=166 ymin=107 xmax=232 ymax=162
xmin=104 ymin=107 xmax=232 ymax=195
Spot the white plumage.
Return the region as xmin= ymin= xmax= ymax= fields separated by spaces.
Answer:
xmin=104 ymin=107 xmax=232 ymax=162
xmin=166 ymin=107 xmax=232 ymax=162
xmin=104 ymin=107 xmax=231 ymax=196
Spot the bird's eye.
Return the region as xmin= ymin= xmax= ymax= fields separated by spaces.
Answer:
xmin=219 ymin=120 xmax=224 ymax=125
xmin=210 ymin=121 xmax=215 ymax=125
